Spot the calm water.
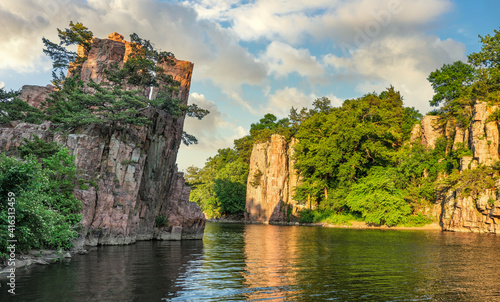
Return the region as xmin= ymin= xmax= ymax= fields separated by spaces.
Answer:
xmin=2 ymin=222 xmax=500 ymax=301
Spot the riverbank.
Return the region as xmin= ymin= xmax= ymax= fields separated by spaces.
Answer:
xmin=0 ymin=248 xmax=89 ymax=277
xmin=207 ymin=217 xmax=442 ymax=231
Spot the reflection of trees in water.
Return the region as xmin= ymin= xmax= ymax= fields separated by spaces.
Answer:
xmin=5 ymin=225 xmax=500 ymax=301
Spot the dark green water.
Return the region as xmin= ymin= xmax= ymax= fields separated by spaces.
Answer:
xmin=2 ymin=222 xmax=500 ymax=301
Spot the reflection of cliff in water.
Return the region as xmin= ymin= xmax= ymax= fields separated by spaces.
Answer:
xmin=0 ymin=240 xmax=204 ymax=301
xmin=242 ymin=224 xmax=302 ymax=300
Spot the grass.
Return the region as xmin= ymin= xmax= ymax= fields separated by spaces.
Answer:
xmin=299 ymin=209 xmax=363 ymax=225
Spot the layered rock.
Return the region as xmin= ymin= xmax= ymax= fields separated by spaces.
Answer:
xmin=245 ymin=135 xmax=304 ymax=223
xmin=413 ymin=101 xmax=500 ymax=233
xmin=0 ymin=33 xmax=205 ymax=245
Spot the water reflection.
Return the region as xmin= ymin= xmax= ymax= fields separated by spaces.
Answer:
xmin=2 ymin=223 xmax=500 ymax=301
xmin=242 ymin=224 xmax=301 ymax=300
xmin=0 ymin=240 xmax=204 ymax=302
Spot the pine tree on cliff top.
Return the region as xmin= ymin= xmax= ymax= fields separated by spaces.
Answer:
xmin=41 ymin=22 xmax=208 ymax=144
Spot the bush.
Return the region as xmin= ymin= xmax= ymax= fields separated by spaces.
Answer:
xmin=0 ymin=148 xmax=82 ymax=258
xmin=298 ymin=209 xmax=315 ymax=223
xmin=401 ymin=214 xmax=433 ymax=227
xmin=346 ymin=167 xmax=412 ymax=226
xmin=18 ymin=135 xmax=60 ymax=160
xmin=298 ymin=209 xmax=362 ymax=225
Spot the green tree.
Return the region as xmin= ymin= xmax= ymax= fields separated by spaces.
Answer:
xmin=0 ymin=146 xmax=82 ymax=257
xmin=346 ymin=166 xmax=411 ymax=226
xmin=42 ymin=21 xmax=93 ymax=83
xmin=41 ymin=22 xmax=209 ymax=144
xmin=186 ymin=148 xmax=248 ymax=217
xmin=0 ymin=88 xmax=44 ymax=124
xmin=428 ymin=27 xmax=500 ymax=125
xmin=293 ymin=87 xmax=407 ymax=209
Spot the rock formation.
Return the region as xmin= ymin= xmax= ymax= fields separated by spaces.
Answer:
xmin=413 ymin=101 xmax=500 ymax=233
xmin=20 ymin=85 xmax=54 ymax=109
xmin=245 ymin=134 xmax=304 ymax=223
xmin=0 ymin=33 xmax=205 ymax=245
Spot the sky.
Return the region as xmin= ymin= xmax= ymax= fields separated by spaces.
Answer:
xmin=0 ymin=0 xmax=499 ymax=170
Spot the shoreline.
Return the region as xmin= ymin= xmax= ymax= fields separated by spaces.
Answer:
xmin=0 ymin=248 xmax=89 ymax=277
xmin=207 ymin=218 xmax=442 ymax=231
xmin=0 ymin=220 xmax=442 ymax=275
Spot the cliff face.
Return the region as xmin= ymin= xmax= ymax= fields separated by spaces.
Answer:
xmin=414 ymin=102 xmax=500 ymax=233
xmin=0 ymin=33 xmax=205 ymax=245
xmin=245 ymin=134 xmax=304 ymax=223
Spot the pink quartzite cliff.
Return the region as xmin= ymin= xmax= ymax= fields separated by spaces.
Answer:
xmin=0 ymin=33 xmax=205 ymax=245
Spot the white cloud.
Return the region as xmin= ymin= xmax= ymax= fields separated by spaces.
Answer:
xmin=186 ymin=0 xmax=453 ymax=47
xmin=177 ymin=92 xmax=246 ymax=169
xmin=323 ymin=34 xmax=466 ymax=113
xmin=262 ymin=41 xmax=324 ymax=78
xmin=0 ymin=0 xmax=266 ymax=99
xmin=266 ymin=87 xmax=342 ymax=117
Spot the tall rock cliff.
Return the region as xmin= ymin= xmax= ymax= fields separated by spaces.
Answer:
xmin=245 ymin=134 xmax=304 ymax=223
xmin=413 ymin=101 xmax=500 ymax=233
xmin=0 ymin=33 xmax=205 ymax=245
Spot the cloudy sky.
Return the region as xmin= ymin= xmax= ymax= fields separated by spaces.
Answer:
xmin=0 ymin=0 xmax=499 ymax=169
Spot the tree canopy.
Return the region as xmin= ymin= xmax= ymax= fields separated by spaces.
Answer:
xmin=428 ymin=27 xmax=500 ymax=126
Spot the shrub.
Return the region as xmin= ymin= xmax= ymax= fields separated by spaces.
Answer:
xmin=0 ymin=148 xmax=82 ymax=258
xmin=298 ymin=209 xmax=314 ymax=223
xmin=346 ymin=167 xmax=412 ymax=226
xmin=155 ymin=215 xmax=168 ymax=228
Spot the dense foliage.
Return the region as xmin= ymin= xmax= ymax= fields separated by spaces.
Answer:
xmin=186 ymin=149 xmax=248 ymax=218
xmin=428 ymin=28 xmax=500 ymax=127
xmin=187 ymin=27 xmax=500 ymax=227
xmin=0 ymin=89 xmax=44 ymax=124
xmin=0 ymin=143 xmax=82 ymax=258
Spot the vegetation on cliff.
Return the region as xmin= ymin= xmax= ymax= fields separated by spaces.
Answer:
xmin=428 ymin=28 xmax=500 ymax=127
xmin=190 ymin=27 xmax=500 ymax=226
xmin=0 ymin=22 xmax=209 ymax=257
xmin=0 ymin=139 xmax=82 ymax=258
xmin=2 ymin=22 xmax=209 ymax=141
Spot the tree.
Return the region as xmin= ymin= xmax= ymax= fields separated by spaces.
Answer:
xmin=428 ymin=61 xmax=476 ymax=107
xmin=293 ymin=87 xmax=407 ymax=209
xmin=43 ymin=76 xmax=150 ymax=130
xmin=345 ymin=166 xmax=411 ymax=226
xmin=41 ymin=22 xmax=209 ymax=144
xmin=0 ymin=146 xmax=82 ymax=256
xmin=427 ymin=27 xmax=500 ymax=125
xmin=0 ymin=88 xmax=44 ymax=124
xmin=42 ymin=21 xmax=93 ymax=83
xmin=185 ymin=148 xmax=249 ymax=217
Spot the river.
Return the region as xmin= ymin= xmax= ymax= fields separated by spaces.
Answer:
xmin=1 ymin=222 xmax=500 ymax=301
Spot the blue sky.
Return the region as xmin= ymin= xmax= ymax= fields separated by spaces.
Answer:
xmin=0 ymin=0 xmax=499 ymax=170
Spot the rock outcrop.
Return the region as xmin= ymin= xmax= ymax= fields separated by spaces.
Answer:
xmin=245 ymin=135 xmax=304 ymax=223
xmin=0 ymin=33 xmax=205 ymax=245
xmin=413 ymin=101 xmax=500 ymax=233
xmin=20 ymin=85 xmax=54 ymax=109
